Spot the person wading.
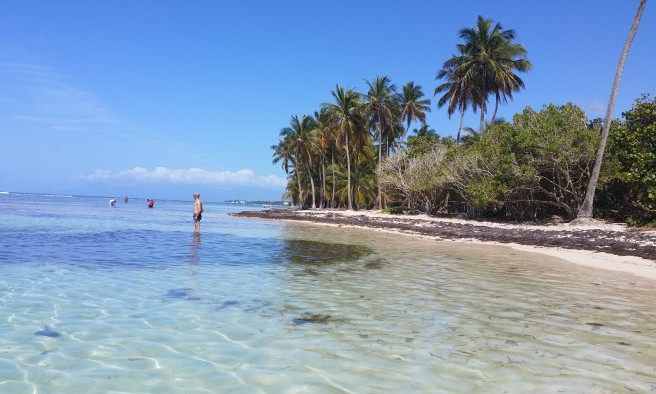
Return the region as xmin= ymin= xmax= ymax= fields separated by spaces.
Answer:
xmin=193 ymin=192 xmax=204 ymax=233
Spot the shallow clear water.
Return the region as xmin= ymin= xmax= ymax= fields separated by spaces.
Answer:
xmin=1 ymin=193 xmax=655 ymax=393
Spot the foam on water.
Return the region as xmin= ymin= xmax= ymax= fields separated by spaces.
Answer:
xmin=1 ymin=193 xmax=655 ymax=392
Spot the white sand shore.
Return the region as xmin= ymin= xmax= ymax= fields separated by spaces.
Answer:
xmin=259 ymin=209 xmax=656 ymax=282
xmin=504 ymin=243 xmax=656 ymax=280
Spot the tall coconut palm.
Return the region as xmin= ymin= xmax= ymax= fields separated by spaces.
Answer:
xmin=578 ymin=0 xmax=647 ymax=219
xmin=363 ymin=76 xmax=398 ymax=209
xmin=278 ymin=114 xmax=319 ymax=208
xmin=437 ymin=15 xmax=531 ymax=133
xmin=399 ymin=82 xmax=431 ymax=132
xmin=322 ymin=85 xmax=365 ymax=210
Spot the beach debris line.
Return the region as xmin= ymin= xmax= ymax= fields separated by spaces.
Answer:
xmin=233 ymin=209 xmax=656 ymax=260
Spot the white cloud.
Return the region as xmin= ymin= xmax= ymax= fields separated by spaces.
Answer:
xmin=83 ymin=166 xmax=287 ymax=188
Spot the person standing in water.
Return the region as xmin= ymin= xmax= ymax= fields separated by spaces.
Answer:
xmin=193 ymin=192 xmax=203 ymax=233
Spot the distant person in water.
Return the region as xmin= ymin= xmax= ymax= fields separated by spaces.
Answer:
xmin=109 ymin=199 xmax=117 ymax=207
xmin=124 ymin=196 xmax=128 ymax=203
xmin=193 ymin=192 xmax=203 ymax=233
xmin=148 ymin=199 xmax=154 ymax=208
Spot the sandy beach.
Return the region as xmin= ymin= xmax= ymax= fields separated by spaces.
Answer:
xmin=232 ymin=209 xmax=656 ymax=281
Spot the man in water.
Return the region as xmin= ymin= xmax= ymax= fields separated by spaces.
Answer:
xmin=109 ymin=199 xmax=117 ymax=206
xmin=193 ymin=192 xmax=203 ymax=233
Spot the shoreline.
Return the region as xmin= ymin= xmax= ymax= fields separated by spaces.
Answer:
xmin=232 ymin=208 xmax=656 ymax=281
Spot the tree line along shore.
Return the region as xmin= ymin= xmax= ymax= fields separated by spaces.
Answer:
xmin=271 ymin=9 xmax=654 ymax=227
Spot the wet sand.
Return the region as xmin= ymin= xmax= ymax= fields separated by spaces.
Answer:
xmin=231 ymin=209 xmax=656 ymax=281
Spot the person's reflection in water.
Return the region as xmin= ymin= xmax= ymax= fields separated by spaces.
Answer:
xmin=189 ymin=232 xmax=201 ymax=266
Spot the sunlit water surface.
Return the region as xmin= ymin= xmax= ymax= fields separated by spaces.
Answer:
xmin=1 ymin=193 xmax=655 ymax=393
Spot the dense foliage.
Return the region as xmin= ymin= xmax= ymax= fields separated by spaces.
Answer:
xmin=598 ymin=94 xmax=656 ymax=225
xmin=271 ymin=15 xmax=653 ymax=226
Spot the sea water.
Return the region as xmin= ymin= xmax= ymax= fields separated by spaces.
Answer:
xmin=1 ymin=192 xmax=655 ymax=393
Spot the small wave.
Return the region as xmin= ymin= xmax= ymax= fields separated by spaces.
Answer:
xmin=43 ymin=194 xmax=73 ymax=198
xmin=0 ymin=191 xmax=9 ymax=194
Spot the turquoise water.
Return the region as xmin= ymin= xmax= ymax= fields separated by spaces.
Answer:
xmin=1 ymin=192 xmax=656 ymax=393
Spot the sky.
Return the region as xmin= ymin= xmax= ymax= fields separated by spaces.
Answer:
xmin=1 ymin=1 xmax=654 ymax=202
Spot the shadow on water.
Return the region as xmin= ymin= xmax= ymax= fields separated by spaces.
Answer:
xmin=273 ymin=239 xmax=372 ymax=266
xmin=162 ymin=287 xmax=201 ymax=302
xmin=34 ymin=325 xmax=62 ymax=338
xmin=4 ymin=225 xmax=375 ymax=272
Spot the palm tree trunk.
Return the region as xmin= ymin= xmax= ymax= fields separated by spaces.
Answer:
xmin=491 ymin=94 xmax=499 ymax=125
xmin=296 ymin=171 xmax=304 ymax=209
xmin=320 ymin=156 xmax=326 ymax=208
xmin=305 ymin=162 xmax=317 ymax=209
xmin=578 ymin=0 xmax=646 ymax=219
xmin=377 ymin=124 xmax=383 ymax=210
xmin=331 ymin=150 xmax=336 ymax=208
xmin=457 ymin=110 xmax=465 ymax=144
xmin=479 ymin=110 xmax=485 ymax=133
xmin=345 ymin=132 xmax=353 ymax=210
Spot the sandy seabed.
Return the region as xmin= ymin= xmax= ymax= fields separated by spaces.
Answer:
xmin=232 ymin=208 xmax=656 ymax=281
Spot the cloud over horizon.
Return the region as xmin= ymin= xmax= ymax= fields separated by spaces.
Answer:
xmin=82 ymin=166 xmax=287 ymax=188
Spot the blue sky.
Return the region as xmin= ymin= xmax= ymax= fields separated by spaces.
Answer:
xmin=1 ymin=1 xmax=654 ymax=202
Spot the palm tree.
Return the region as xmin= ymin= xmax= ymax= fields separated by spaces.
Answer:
xmin=322 ymin=85 xmax=365 ymax=210
xmin=399 ymin=82 xmax=431 ymax=132
xmin=363 ymin=76 xmax=398 ymax=209
xmin=413 ymin=124 xmax=438 ymax=138
xmin=313 ymin=109 xmax=337 ymax=208
xmin=437 ymin=16 xmax=531 ymax=134
xmin=459 ymin=126 xmax=480 ymax=146
xmin=272 ymin=137 xmax=297 ymax=206
xmin=578 ymin=0 xmax=647 ymax=219
xmin=385 ymin=122 xmax=406 ymax=156
xmin=435 ymin=63 xmax=479 ymax=144
xmin=278 ymin=115 xmax=319 ymax=208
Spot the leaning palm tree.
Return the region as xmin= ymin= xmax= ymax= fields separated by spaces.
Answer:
xmin=363 ymin=76 xmax=398 ymax=209
xmin=399 ymin=82 xmax=431 ymax=133
xmin=578 ymin=0 xmax=647 ymax=220
xmin=322 ymin=85 xmax=365 ymax=210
